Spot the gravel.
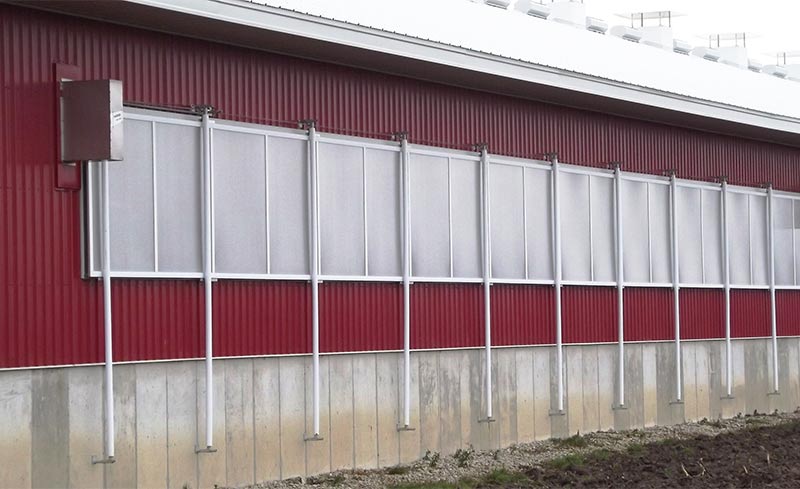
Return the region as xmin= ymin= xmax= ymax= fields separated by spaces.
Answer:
xmin=242 ymin=410 xmax=800 ymax=489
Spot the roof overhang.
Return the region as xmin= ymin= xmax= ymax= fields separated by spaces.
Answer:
xmin=13 ymin=0 xmax=800 ymax=147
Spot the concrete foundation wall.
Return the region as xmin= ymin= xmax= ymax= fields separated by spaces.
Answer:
xmin=2 ymin=339 xmax=799 ymax=488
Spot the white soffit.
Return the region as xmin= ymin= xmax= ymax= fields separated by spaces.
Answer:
xmin=127 ymin=0 xmax=800 ymax=127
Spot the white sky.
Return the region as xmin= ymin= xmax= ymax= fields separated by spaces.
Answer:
xmin=582 ymin=0 xmax=799 ymax=65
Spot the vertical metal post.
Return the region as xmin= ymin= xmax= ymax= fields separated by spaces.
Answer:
xmin=398 ymin=133 xmax=413 ymax=431
xmin=669 ymin=171 xmax=682 ymax=402
xmin=613 ymin=163 xmax=625 ymax=407
xmin=551 ymin=155 xmax=564 ymax=413
xmin=304 ymin=120 xmax=323 ymax=440
xmin=196 ymin=107 xmax=216 ymax=453
xmin=479 ymin=144 xmax=494 ymax=422
xmin=767 ymin=184 xmax=779 ymax=393
xmin=722 ymin=178 xmax=733 ymax=398
xmin=92 ymin=160 xmax=116 ymax=464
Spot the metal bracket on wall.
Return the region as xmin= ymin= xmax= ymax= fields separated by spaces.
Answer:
xmin=91 ymin=455 xmax=116 ymax=465
xmin=396 ymin=424 xmax=416 ymax=432
xmin=195 ymin=446 xmax=218 ymax=454
xmin=304 ymin=433 xmax=325 ymax=442
xmin=478 ymin=417 xmax=496 ymax=423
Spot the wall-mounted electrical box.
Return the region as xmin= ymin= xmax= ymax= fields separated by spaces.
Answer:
xmin=61 ymin=79 xmax=124 ymax=162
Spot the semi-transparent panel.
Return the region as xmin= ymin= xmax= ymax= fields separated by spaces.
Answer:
xmin=318 ymin=142 xmax=365 ymax=276
xmin=649 ymin=183 xmax=672 ymax=283
xmin=702 ymin=189 xmax=723 ymax=284
xmin=213 ymin=129 xmax=267 ymax=274
xmin=410 ymin=154 xmax=450 ymax=277
xmin=750 ymin=195 xmax=769 ymax=285
xmin=156 ymin=122 xmax=202 ymax=272
xmin=88 ymin=164 xmax=101 ymax=273
xmin=591 ymin=176 xmax=615 ymax=282
xmin=728 ymin=192 xmax=751 ymax=285
xmin=450 ymin=158 xmax=481 ymax=278
xmin=622 ymin=179 xmax=649 ymax=283
xmin=108 ymin=119 xmax=155 ymax=271
xmin=795 ymin=201 xmax=800 ymax=285
xmin=560 ymin=171 xmax=591 ymax=281
xmin=268 ymin=135 xmax=309 ymax=275
xmin=677 ymin=186 xmax=703 ymax=284
xmin=365 ymin=149 xmax=401 ymax=276
xmin=525 ymin=167 xmax=552 ymax=280
xmin=490 ymin=164 xmax=525 ymax=279
xmin=774 ymin=197 xmax=794 ymax=286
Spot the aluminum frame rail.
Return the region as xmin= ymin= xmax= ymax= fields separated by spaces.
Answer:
xmin=398 ymin=132 xmax=414 ymax=431
xmin=668 ymin=172 xmax=683 ymax=402
xmin=92 ymin=159 xmax=116 ymax=465
xmin=479 ymin=144 xmax=494 ymax=423
xmin=304 ymin=120 xmax=324 ymax=441
xmin=197 ymin=107 xmax=217 ymax=453
xmin=551 ymin=155 xmax=565 ymax=413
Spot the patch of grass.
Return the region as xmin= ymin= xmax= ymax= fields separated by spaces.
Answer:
xmin=386 ymin=465 xmax=410 ymax=475
xmin=589 ymin=448 xmax=613 ymax=461
xmin=329 ymin=474 xmax=345 ymax=486
xmin=423 ymin=450 xmax=441 ymax=468
xmin=482 ymin=468 xmax=527 ymax=485
xmin=390 ymin=479 xmax=477 ymax=489
xmin=453 ymin=446 xmax=474 ymax=468
xmin=626 ymin=443 xmax=645 ymax=456
xmin=546 ymin=453 xmax=585 ymax=471
xmin=554 ymin=433 xmax=588 ymax=448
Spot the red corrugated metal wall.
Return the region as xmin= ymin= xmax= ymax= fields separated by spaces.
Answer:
xmin=681 ymin=289 xmax=725 ymax=340
xmin=563 ymin=287 xmax=617 ymax=343
xmin=731 ymin=289 xmax=771 ymax=338
xmin=321 ymin=282 xmax=402 ymax=353
xmin=410 ymin=284 xmax=483 ymax=349
xmin=624 ymin=288 xmax=674 ymax=342
xmin=2 ymin=4 xmax=798 ymax=368
xmin=777 ymin=291 xmax=800 ymax=337
xmin=491 ymin=284 xmax=555 ymax=345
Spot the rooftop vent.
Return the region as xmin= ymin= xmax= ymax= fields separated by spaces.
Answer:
xmin=585 ymin=17 xmax=608 ymax=34
xmin=485 ymin=0 xmax=512 ymax=9
xmin=618 ymin=11 xmax=683 ymax=51
xmin=515 ymin=0 xmax=551 ymax=19
xmin=673 ymin=39 xmax=692 ymax=55
xmin=762 ymin=65 xmax=789 ymax=78
xmin=748 ymin=59 xmax=763 ymax=72
xmin=706 ymin=33 xmax=752 ymax=69
xmin=610 ymin=25 xmax=642 ymax=43
xmin=691 ymin=47 xmax=722 ymax=62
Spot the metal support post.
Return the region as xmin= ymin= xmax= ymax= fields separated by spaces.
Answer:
xmin=669 ymin=171 xmax=683 ymax=402
xmin=721 ymin=177 xmax=733 ymax=398
xmin=478 ymin=144 xmax=494 ymax=423
xmin=613 ymin=163 xmax=625 ymax=408
xmin=551 ymin=154 xmax=565 ymax=413
xmin=767 ymin=183 xmax=779 ymax=394
xmin=397 ymin=132 xmax=414 ymax=431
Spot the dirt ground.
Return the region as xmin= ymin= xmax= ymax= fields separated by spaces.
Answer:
xmin=250 ymin=411 xmax=800 ymax=489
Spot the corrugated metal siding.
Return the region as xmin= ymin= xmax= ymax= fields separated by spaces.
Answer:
xmin=320 ymin=282 xmax=402 ymax=353
xmin=777 ymin=291 xmax=800 ymax=337
xmin=213 ymin=281 xmax=310 ymax=356
xmin=3 ymin=5 xmax=800 ymax=367
xmin=114 ymin=280 xmax=203 ymax=362
xmin=411 ymin=283 xmax=483 ymax=349
xmin=562 ymin=287 xmax=617 ymax=343
xmin=624 ymin=288 xmax=674 ymax=342
xmin=681 ymin=289 xmax=724 ymax=340
xmin=730 ymin=289 xmax=771 ymax=338
xmin=491 ymin=284 xmax=555 ymax=345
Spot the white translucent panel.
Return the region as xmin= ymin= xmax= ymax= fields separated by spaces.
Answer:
xmin=701 ymin=189 xmax=723 ymax=284
xmin=560 ymin=171 xmax=591 ymax=281
xmin=728 ymin=192 xmax=751 ymax=285
xmin=450 ymin=158 xmax=482 ymax=278
xmin=318 ymin=142 xmax=365 ymax=276
xmin=410 ymin=154 xmax=450 ymax=277
xmin=268 ymin=136 xmax=309 ymax=275
xmin=156 ymin=122 xmax=202 ymax=272
xmin=107 ymin=119 xmax=155 ymax=271
xmin=795 ymin=201 xmax=800 ymax=285
xmin=89 ymin=164 xmax=101 ymax=273
xmin=677 ymin=186 xmax=703 ymax=284
xmin=750 ymin=195 xmax=769 ymax=285
xmin=490 ymin=164 xmax=525 ymax=279
xmin=525 ymin=167 xmax=553 ymax=280
xmin=365 ymin=149 xmax=401 ymax=276
xmin=621 ymin=179 xmax=649 ymax=283
xmin=773 ymin=197 xmax=794 ymax=286
xmin=213 ymin=129 xmax=267 ymax=274
xmin=649 ymin=184 xmax=672 ymax=283
xmin=591 ymin=176 xmax=615 ymax=282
